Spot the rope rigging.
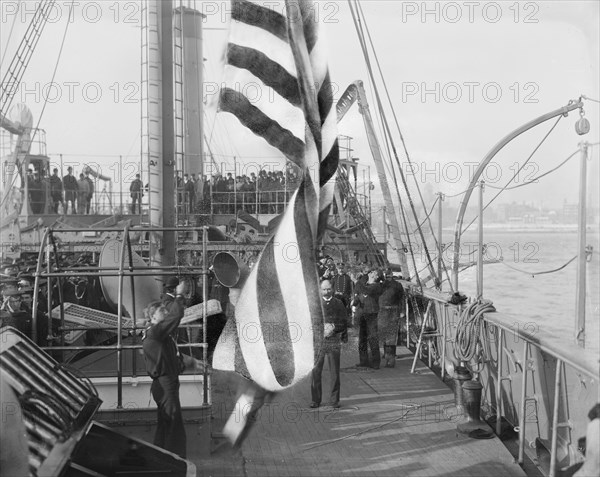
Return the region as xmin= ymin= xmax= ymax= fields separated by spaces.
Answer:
xmin=485 ymin=149 xmax=579 ymax=191
xmin=461 ymin=115 xmax=563 ymax=236
xmin=353 ymin=1 xmax=455 ymax=291
xmin=453 ymin=299 xmax=496 ymax=375
xmin=581 ymin=95 xmax=600 ymax=103
xmin=0 ymin=0 xmax=74 ymax=210
xmin=411 ymin=195 xmax=440 ymax=235
xmin=349 ymin=1 xmax=441 ymax=287
xmin=498 ymin=254 xmax=578 ymax=277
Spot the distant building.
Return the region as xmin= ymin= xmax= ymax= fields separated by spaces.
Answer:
xmin=562 ymin=202 xmax=578 ymax=224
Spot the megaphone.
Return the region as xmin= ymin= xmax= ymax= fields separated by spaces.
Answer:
xmin=212 ymin=252 xmax=249 ymax=288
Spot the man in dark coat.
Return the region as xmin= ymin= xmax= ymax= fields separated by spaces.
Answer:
xmin=331 ymin=262 xmax=353 ymax=311
xmin=142 ymin=280 xmax=188 ymax=458
xmin=183 ymin=174 xmax=195 ymax=214
xmin=63 ymin=166 xmax=78 ymax=214
xmin=378 ymin=269 xmax=405 ymax=367
xmin=310 ymin=279 xmax=349 ymax=409
xmin=353 ymin=268 xmax=383 ymax=369
xmin=130 ymin=173 xmax=143 ymax=214
xmin=49 ymin=168 xmax=64 ymax=213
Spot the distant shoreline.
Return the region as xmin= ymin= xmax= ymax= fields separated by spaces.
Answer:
xmin=443 ymin=224 xmax=596 ymax=233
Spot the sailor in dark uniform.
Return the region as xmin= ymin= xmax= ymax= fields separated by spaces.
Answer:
xmin=142 ymin=279 xmax=188 ymax=458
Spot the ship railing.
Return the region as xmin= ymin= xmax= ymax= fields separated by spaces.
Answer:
xmin=0 ymin=127 xmax=47 ymax=157
xmin=182 ymin=189 xmax=297 ymax=215
xmin=405 ymin=288 xmax=598 ymax=477
xmin=31 ymin=224 xmax=214 ymax=409
xmin=31 ymin=188 xmax=305 ymax=217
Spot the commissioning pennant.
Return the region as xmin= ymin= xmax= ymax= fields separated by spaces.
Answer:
xmin=213 ymin=0 xmax=339 ymax=395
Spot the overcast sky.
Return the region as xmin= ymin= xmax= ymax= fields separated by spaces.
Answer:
xmin=1 ymin=0 xmax=598 ymax=210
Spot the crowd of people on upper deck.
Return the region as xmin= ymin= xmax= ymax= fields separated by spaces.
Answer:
xmin=25 ymin=165 xmax=95 ymax=215
xmin=178 ymin=165 xmax=302 ymax=215
xmin=20 ymin=162 xmax=303 ymax=217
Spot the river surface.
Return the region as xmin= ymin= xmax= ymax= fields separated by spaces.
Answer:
xmin=408 ymin=228 xmax=600 ymax=356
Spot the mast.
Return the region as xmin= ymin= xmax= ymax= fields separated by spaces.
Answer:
xmin=174 ymin=7 xmax=205 ymax=184
xmin=336 ymin=81 xmax=409 ymax=275
xmin=141 ymin=1 xmax=164 ymax=267
xmin=159 ymin=0 xmax=176 ymax=265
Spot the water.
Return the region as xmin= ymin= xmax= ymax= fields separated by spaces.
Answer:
xmin=410 ymin=228 xmax=600 ymax=356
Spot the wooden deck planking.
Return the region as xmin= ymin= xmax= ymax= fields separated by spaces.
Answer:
xmin=111 ymin=332 xmax=527 ymax=476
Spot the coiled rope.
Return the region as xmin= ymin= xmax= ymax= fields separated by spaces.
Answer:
xmin=454 ymin=299 xmax=496 ymax=373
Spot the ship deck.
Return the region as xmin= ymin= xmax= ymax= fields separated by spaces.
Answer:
xmin=109 ymin=331 xmax=533 ymax=477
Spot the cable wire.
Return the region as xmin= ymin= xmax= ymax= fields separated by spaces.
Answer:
xmin=486 ymin=149 xmax=578 ymax=191
xmin=498 ymin=255 xmax=577 ymax=277
xmin=461 ymin=115 xmax=563 ymax=236
xmin=354 ymin=1 xmax=447 ymax=289
xmin=0 ymin=2 xmax=20 ymax=72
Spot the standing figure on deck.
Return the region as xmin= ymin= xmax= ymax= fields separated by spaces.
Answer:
xmin=130 ymin=173 xmax=143 ymax=214
xmin=331 ymin=262 xmax=353 ymax=311
xmin=76 ymin=173 xmax=89 ymax=215
xmin=84 ymin=171 xmax=94 ymax=214
xmin=63 ymin=166 xmax=78 ymax=214
xmin=142 ymin=280 xmax=188 ymax=459
xmin=378 ymin=269 xmax=405 ymax=368
xmin=353 ymin=268 xmax=383 ymax=369
xmin=310 ymin=280 xmax=349 ymax=409
xmin=28 ymin=170 xmax=44 ymax=214
xmin=49 ymin=168 xmax=64 ymax=213
xmin=183 ymin=174 xmax=195 ymax=214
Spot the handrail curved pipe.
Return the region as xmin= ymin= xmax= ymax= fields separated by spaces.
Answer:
xmin=31 ymin=227 xmax=51 ymax=343
xmin=452 ymin=100 xmax=583 ymax=290
xmin=116 ymin=223 xmax=130 ymax=408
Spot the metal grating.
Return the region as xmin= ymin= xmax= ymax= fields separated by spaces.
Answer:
xmin=51 ymin=303 xmax=134 ymax=334
xmin=0 ymin=327 xmax=101 ymax=476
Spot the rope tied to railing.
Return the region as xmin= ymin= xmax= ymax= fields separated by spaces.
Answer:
xmin=453 ymin=299 xmax=496 ymax=375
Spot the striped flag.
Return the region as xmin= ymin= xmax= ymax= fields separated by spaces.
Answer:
xmin=212 ymin=0 xmax=339 ymax=444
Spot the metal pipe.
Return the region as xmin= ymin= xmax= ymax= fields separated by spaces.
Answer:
xmin=441 ymin=304 xmax=446 ymax=380
xmin=35 ymin=269 xmax=209 ymax=278
xmin=125 ymin=230 xmax=138 ymax=378
xmin=452 ymin=100 xmax=584 ymax=290
xmin=477 ymin=181 xmax=484 ymax=299
xmin=437 ymin=193 xmax=443 ymax=288
xmin=411 ymin=301 xmax=432 ymax=373
xmin=31 ymin=227 xmax=50 ymax=343
xmin=496 ymin=327 xmax=504 ymax=436
xmin=44 ymin=225 xmax=207 ymax=233
xmin=41 ymin=343 xmax=206 ymax=352
xmin=119 ymin=155 xmax=123 ymax=213
xmin=49 ymin=232 xmax=66 ymax=359
xmin=518 ymin=341 xmax=529 ymax=464
xmin=57 ymin=324 xmax=204 ymax=332
xmin=115 ymin=227 xmax=130 ymax=408
xmin=575 ymin=142 xmax=588 ymax=347
xmin=202 ymin=226 xmax=209 ymax=406
xmin=405 ymin=293 xmax=410 ymax=347
xmin=234 ymin=156 xmax=237 ymax=214
xmin=549 ymin=359 xmax=563 ymax=477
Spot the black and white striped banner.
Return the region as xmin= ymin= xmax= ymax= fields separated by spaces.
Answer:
xmin=213 ymin=0 xmax=339 ymax=394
